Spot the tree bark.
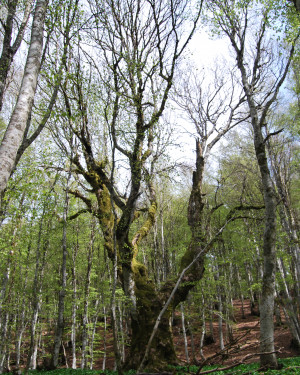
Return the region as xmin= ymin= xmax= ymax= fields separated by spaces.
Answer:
xmin=245 ymin=73 xmax=278 ymax=370
xmin=81 ymin=220 xmax=95 ymax=369
xmin=26 ymin=214 xmax=51 ymax=372
xmin=70 ymin=222 xmax=79 ymax=369
xmin=0 ymin=0 xmax=47 ymax=200
xmin=52 ymin=171 xmax=71 ymax=369
xmin=0 ymin=0 xmax=32 ymax=111
xmin=180 ymin=303 xmax=190 ymax=364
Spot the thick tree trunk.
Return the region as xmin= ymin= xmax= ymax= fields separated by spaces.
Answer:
xmin=124 ymin=279 xmax=177 ymax=370
xmin=0 ymin=0 xmax=47 ymax=198
xmin=71 ymin=129 xmax=206 ymax=371
xmin=125 ymin=140 xmax=206 ymax=370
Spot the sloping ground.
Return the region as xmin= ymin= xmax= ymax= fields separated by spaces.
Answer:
xmin=9 ymin=299 xmax=297 ymax=371
xmin=174 ymin=299 xmax=299 ymax=367
xmin=84 ymin=299 xmax=299 ymax=370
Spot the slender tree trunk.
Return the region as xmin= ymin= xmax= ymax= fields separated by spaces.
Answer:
xmin=71 ymin=221 xmax=79 ymax=369
xmin=0 ymin=0 xmax=48 ymax=200
xmin=26 ymin=231 xmax=50 ymax=372
xmin=251 ymin=120 xmax=278 ymax=368
xmin=52 ymin=171 xmax=71 ymax=368
xmin=0 ymin=0 xmax=32 ymax=111
xmin=109 ymin=146 xmax=124 ymax=374
xmin=117 ymin=302 xmax=125 ymax=363
xmin=0 ymin=311 xmax=9 ymax=373
xmin=277 ymin=258 xmax=300 ymax=347
xmin=270 ymin=152 xmax=300 ymax=303
xmin=186 ymin=297 xmax=197 ymax=364
xmin=161 ymin=208 xmax=167 ymax=281
xmin=234 ymin=47 xmax=279 ymax=370
xmin=152 ymin=220 xmax=160 ymax=285
xmin=180 ymin=303 xmax=190 ymax=364
xmin=89 ymin=296 xmax=100 ymax=370
xmin=218 ymin=294 xmax=224 ymax=351
xmin=208 ymin=301 xmax=215 ymax=344
xmin=81 ymin=220 xmax=95 ymax=369
xmin=199 ymin=296 xmax=206 ymax=361
xmin=236 ymin=268 xmax=245 ymax=319
xmin=102 ymin=306 xmax=107 ymax=371
xmin=0 ymin=252 xmax=13 ymax=329
xmin=16 ymin=236 xmax=32 ymax=368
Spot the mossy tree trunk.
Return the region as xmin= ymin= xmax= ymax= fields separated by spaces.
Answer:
xmin=69 ymin=132 xmax=207 ymax=370
xmin=123 ymin=140 xmax=206 ymax=370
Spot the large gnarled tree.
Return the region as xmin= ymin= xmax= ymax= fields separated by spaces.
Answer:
xmin=53 ymin=7 xmax=258 ymax=367
xmin=53 ymin=0 xmax=204 ymax=369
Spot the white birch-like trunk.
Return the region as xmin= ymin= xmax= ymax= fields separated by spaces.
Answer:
xmin=0 ymin=254 xmax=12 ymax=328
xmin=27 ymin=305 xmax=40 ymax=370
xmin=117 ymin=302 xmax=125 ymax=363
xmin=0 ymin=311 xmax=9 ymax=373
xmin=71 ymin=228 xmax=79 ymax=369
xmin=81 ymin=222 xmax=95 ymax=369
xmin=208 ymin=302 xmax=215 ymax=343
xmin=218 ymin=294 xmax=224 ymax=351
xmin=102 ymin=306 xmax=107 ymax=371
xmin=161 ymin=209 xmax=166 ymax=281
xmin=199 ymin=300 xmax=206 ymax=361
xmin=16 ymin=222 xmax=33 ymax=367
xmin=180 ymin=303 xmax=190 ymax=364
xmin=0 ymin=0 xmax=47 ymax=198
xmin=236 ymin=269 xmax=245 ymax=319
xmin=89 ymin=298 xmax=100 ymax=370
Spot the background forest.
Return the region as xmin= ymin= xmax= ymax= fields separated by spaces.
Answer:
xmin=0 ymin=0 xmax=299 ymax=373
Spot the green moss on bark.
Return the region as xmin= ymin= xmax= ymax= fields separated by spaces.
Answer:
xmin=125 ymin=257 xmax=178 ymax=371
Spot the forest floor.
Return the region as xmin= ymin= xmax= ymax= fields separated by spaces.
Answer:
xmin=89 ymin=299 xmax=300 ymax=370
xmin=173 ymin=299 xmax=299 ymax=368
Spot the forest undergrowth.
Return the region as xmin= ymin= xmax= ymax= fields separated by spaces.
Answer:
xmin=6 ymin=357 xmax=300 ymax=374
